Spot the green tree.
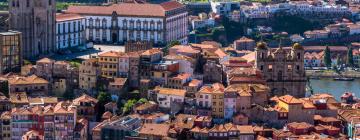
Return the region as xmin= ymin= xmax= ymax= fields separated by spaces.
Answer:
xmin=163 ymin=41 xmax=180 ymax=55
xmin=137 ymin=98 xmax=148 ymax=104
xmin=122 ymin=99 xmax=137 ymax=115
xmin=347 ymin=47 xmax=354 ymax=67
xmin=62 ymin=90 xmax=75 ymax=100
xmin=0 ymin=81 xmax=8 ymax=97
xmin=96 ymin=91 xmax=112 ymax=121
xmin=336 ymin=54 xmax=342 ymax=66
xmin=324 ymin=46 xmax=332 ymax=68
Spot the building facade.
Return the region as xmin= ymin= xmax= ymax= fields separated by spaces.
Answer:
xmin=9 ymin=0 xmax=56 ymax=59
xmin=255 ymin=42 xmax=306 ymax=97
xmin=0 ymin=31 xmax=22 ymax=74
xmin=65 ymin=1 xmax=188 ymax=45
xmin=11 ymin=102 xmax=76 ymax=140
xmin=79 ymin=58 xmax=100 ymax=93
xmin=56 ymin=13 xmax=86 ymax=49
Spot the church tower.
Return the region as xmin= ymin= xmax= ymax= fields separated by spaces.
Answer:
xmin=9 ymin=0 xmax=56 ymax=59
xmin=254 ymin=41 xmax=268 ymax=72
xmin=255 ymin=42 xmax=306 ymax=97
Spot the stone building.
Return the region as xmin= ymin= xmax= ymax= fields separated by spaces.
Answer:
xmin=79 ymin=58 xmax=101 ymax=93
xmin=127 ymin=51 xmax=142 ymax=88
xmin=233 ymin=36 xmax=255 ymax=51
xmin=124 ymin=41 xmax=152 ymax=53
xmin=255 ymin=42 xmax=306 ymax=97
xmin=203 ymin=60 xmax=222 ymax=84
xmin=7 ymin=75 xmax=49 ymax=96
xmin=0 ymin=31 xmax=22 ymax=74
xmin=9 ymin=0 xmax=56 ymax=59
xmin=35 ymin=58 xmax=55 ymax=82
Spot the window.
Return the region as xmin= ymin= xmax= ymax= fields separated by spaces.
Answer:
xmin=268 ymin=65 xmax=273 ymax=71
xmin=296 ymin=65 xmax=300 ymax=70
xmin=136 ymin=31 xmax=141 ymax=41
xmin=89 ymin=29 xmax=93 ymax=41
xmin=49 ymin=0 xmax=52 ymax=5
xmin=102 ymin=19 xmax=107 ymax=28
xmin=297 ymin=53 xmax=300 ymax=59
xmin=95 ymin=19 xmax=101 ymax=27
xmin=26 ymin=0 xmax=29 ymax=7
xmin=287 ymin=65 xmax=292 ymax=71
xmin=89 ymin=18 xmax=93 ymax=27
xmin=136 ymin=20 xmax=141 ymax=29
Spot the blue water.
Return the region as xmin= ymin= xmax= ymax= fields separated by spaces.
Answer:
xmin=309 ymin=78 xmax=360 ymax=100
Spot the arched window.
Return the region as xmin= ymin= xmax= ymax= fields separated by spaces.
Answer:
xmin=297 ymin=53 xmax=300 ymax=59
xmin=102 ymin=19 xmax=107 ymax=28
xmin=89 ymin=18 xmax=93 ymax=27
xmin=157 ymin=21 xmax=162 ymax=30
xmin=136 ymin=20 xmax=141 ymax=29
xmin=143 ymin=21 xmax=148 ymax=30
xmin=95 ymin=18 xmax=100 ymax=27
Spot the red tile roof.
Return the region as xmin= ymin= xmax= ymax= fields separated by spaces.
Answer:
xmin=56 ymin=13 xmax=84 ymax=22
xmin=160 ymin=1 xmax=185 ymax=11
xmin=66 ymin=2 xmax=184 ymax=17
xmin=279 ymin=95 xmax=302 ymax=104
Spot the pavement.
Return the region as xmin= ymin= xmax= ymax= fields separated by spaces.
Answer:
xmin=50 ymin=44 xmax=125 ymax=61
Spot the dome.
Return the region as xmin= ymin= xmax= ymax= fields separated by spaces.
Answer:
xmin=256 ymin=42 xmax=268 ymax=50
xmin=292 ymin=43 xmax=303 ymax=50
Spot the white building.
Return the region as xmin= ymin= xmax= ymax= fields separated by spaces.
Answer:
xmin=210 ymin=1 xmax=240 ymax=17
xmin=56 ymin=13 xmax=86 ymax=49
xmin=288 ymin=1 xmax=350 ymax=18
xmin=155 ymin=87 xmax=186 ymax=108
xmin=191 ymin=18 xmax=215 ymax=30
xmin=241 ymin=3 xmax=279 ymax=19
xmin=118 ymin=53 xmax=129 ymax=78
xmin=164 ymin=54 xmax=195 ymax=75
xmin=304 ymin=30 xmax=329 ymax=40
xmin=65 ymin=1 xmax=188 ymax=45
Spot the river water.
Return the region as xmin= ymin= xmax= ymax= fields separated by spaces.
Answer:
xmin=308 ymin=78 xmax=360 ymax=100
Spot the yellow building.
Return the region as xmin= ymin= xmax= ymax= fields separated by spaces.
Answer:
xmin=211 ymin=83 xmax=225 ymax=118
xmin=98 ymin=51 xmax=120 ymax=78
xmin=274 ymin=95 xmax=315 ymax=124
xmin=196 ymin=83 xmax=225 ymax=118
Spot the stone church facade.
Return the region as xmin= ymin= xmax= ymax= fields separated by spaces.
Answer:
xmin=255 ymin=42 xmax=306 ymax=97
xmin=9 ymin=0 xmax=56 ymax=59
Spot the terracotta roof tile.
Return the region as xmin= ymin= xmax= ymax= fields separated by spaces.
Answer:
xmin=8 ymin=75 xmax=48 ymax=85
xmin=56 ymin=13 xmax=84 ymax=22
xmin=139 ymin=123 xmax=170 ymax=137
xmin=9 ymin=92 xmax=28 ymax=104
xmin=37 ymin=57 xmax=54 ymax=63
xmin=287 ymin=122 xmax=313 ymax=130
xmin=160 ymin=1 xmax=185 ymax=11
xmin=72 ymin=94 xmax=98 ymax=105
xmin=155 ymin=87 xmax=186 ymax=97
xmin=279 ymin=95 xmax=302 ymax=104
xmin=66 ymin=2 xmax=184 ymax=17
